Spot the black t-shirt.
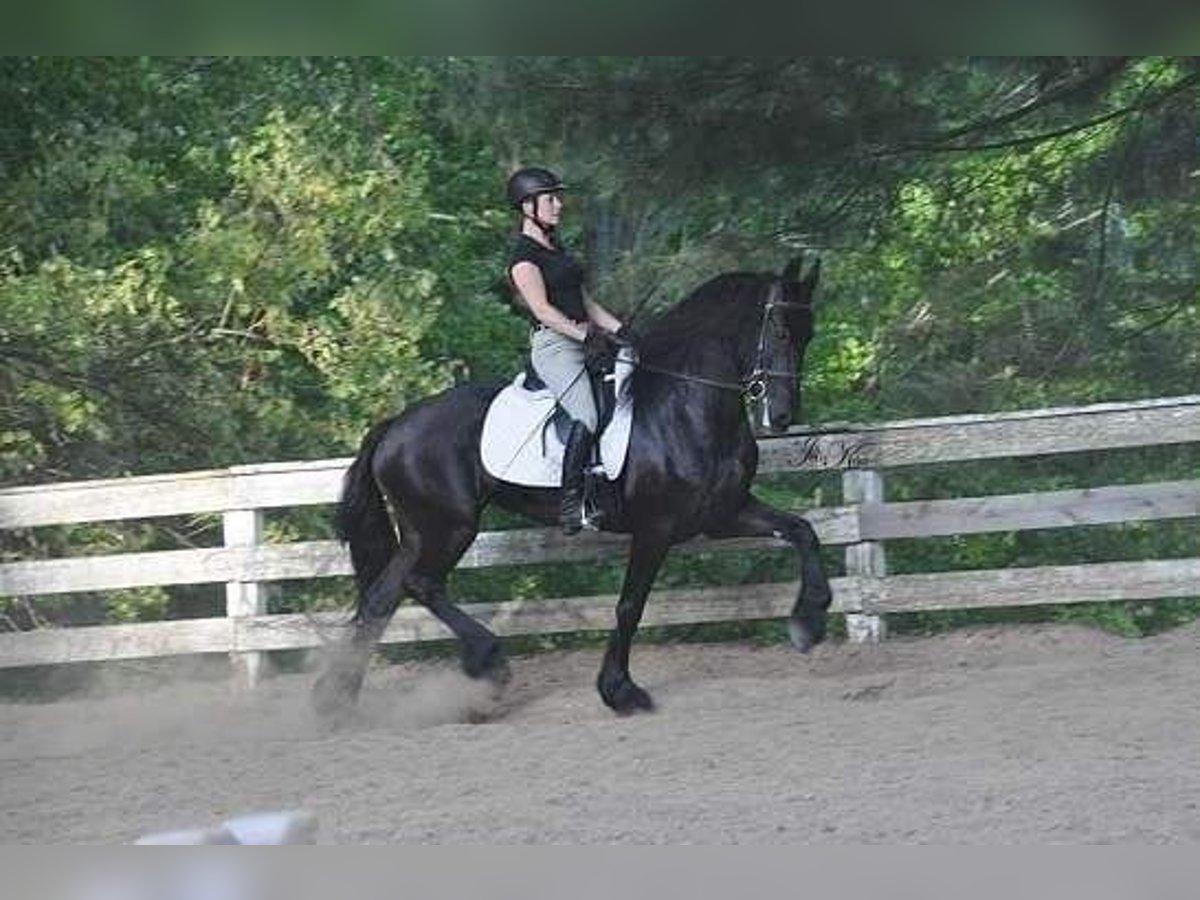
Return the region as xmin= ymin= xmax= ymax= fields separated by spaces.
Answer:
xmin=507 ymin=234 xmax=587 ymax=323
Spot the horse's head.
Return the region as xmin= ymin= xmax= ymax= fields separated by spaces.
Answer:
xmin=750 ymin=254 xmax=820 ymax=434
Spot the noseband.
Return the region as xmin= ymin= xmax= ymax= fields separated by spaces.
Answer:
xmin=744 ymin=282 xmax=808 ymax=400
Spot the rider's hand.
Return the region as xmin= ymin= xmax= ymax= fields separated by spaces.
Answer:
xmin=583 ymin=324 xmax=615 ymax=372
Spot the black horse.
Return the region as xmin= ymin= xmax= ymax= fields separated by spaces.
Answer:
xmin=314 ymin=255 xmax=831 ymax=716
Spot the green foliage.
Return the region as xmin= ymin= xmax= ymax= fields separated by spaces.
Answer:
xmin=1056 ymin=598 xmax=1200 ymax=637
xmin=3 ymin=57 xmax=1199 ymax=636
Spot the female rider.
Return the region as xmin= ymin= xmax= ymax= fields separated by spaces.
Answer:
xmin=505 ymin=166 xmax=628 ymax=534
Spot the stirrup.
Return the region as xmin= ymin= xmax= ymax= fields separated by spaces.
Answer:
xmin=560 ymin=490 xmax=601 ymax=536
xmin=580 ymin=467 xmax=603 ymax=532
xmin=563 ymin=506 xmax=600 ymax=536
xmin=580 ymin=503 xmax=601 ymax=532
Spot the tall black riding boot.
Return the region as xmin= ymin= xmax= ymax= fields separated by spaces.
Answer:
xmin=560 ymin=420 xmax=595 ymax=535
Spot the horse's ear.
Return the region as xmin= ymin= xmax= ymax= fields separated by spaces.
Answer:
xmin=782 ymin=254 xmax=804 ymax=283
xmin=799 ymin=257 xmax=821 ymax=295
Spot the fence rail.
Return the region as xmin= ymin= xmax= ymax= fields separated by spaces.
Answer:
xmin=2 ymin=394 xmax=1199 ymax=677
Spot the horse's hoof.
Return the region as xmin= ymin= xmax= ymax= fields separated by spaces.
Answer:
xmin=599 ymin=675 xmax=655 ymax=715
xmin=311 ymin=671 xmax=361 ymax=723
xmin=464 ymin=644 xmax=510 ymax=686
xmin=788 ymin=617 xmax=824 ymax=654
xmin=311 ymin=694 xmax=351 ymax=727
xmin=311 ymin=686 xmax=343 ymax=721
xmin=316 ymin=702 xmax=365 ymax=732
xmin=482 ymin=656 xmax=512 ymax=688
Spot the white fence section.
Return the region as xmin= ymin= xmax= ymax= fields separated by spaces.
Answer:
xmin=2 ymin=395 xmax=1199 ymax=678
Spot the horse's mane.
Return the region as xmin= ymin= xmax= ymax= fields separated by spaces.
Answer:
xmin=636 ymin=272 xmax=770 ymax=363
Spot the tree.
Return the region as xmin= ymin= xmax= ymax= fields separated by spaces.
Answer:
xmin=3 ymin=57 xmax=1198 ymax=629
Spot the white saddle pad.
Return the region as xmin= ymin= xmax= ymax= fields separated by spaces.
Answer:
xmin=480 ymin=348 xmax=636 ymax=487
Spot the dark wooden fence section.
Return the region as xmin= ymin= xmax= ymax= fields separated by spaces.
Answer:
xmin=3 ymin=395 xmax=1198 ymax=682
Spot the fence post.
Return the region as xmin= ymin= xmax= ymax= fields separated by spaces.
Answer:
xmin=842 ymin=468 xmax=887 ymax=643
xmin=223 ymin=508 xmax=267 ymax=687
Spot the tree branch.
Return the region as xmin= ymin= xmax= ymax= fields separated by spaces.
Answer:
xmin=886 ymin=69 xmax=1200 ymax=155
xmin=931 ymin=58 xmax=1131 ymax=147
xmin=1 ymin=345 xmax=221 ymax=457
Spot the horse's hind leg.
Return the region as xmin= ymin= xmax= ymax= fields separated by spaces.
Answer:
xmin=314 ymin=524 xmax=510 ymax=719
xmin=404 ymin=517 xmax=509 ymax=685
xmin=312 ymin=546 xmax=415 ymax=721
xmin=408 ymin=571 xmax=509 ymax=685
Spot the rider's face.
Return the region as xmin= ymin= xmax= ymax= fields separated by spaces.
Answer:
xmin=530 ymin=191 xmax=563 ymax=225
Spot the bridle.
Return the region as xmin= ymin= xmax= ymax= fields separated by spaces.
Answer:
xmin=634 ymin=281 xmax=810 ymax=407
xmin=745 ymin=282 xmax=808 ymax=401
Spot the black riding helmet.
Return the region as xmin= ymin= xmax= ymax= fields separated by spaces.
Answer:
xmin=506 ymin=166 xmax=565 ymax=208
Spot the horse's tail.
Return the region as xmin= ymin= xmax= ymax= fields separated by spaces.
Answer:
xmin=335 ymin=419 xmax=404 ymax=622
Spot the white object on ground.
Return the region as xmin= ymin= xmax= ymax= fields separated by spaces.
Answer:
xmin=133 ymin=810 xmax=318 ymax=845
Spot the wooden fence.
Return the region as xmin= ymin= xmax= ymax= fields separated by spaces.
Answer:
xmin=2 ymin=394 xmax=1199 ymax=682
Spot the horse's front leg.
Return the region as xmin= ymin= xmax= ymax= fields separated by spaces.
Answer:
xmin=707 ymin=495 xmax=833 ymax=652
xmin=597 ymin=529 xmax=672 ymax=714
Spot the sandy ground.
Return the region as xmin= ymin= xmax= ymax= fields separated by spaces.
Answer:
xmin=2 ymin=622 xmax=1199 ymax=844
